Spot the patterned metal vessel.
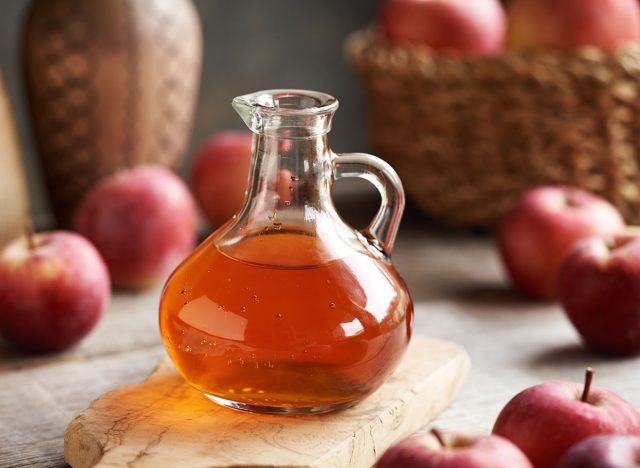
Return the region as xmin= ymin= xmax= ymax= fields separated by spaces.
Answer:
xmin=23 ymin=0 xmax=202 ymax=226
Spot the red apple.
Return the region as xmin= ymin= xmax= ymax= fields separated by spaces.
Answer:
xmin=558 ymin=233 xmax=640 ymax=356
xmin=0 ymin=230 xmax=110 ymax=353
xmin=493 ymin=369 xmax=640 ymax=468
xmin=376 ymin=429 xmax=532 ymax=467
xmin=497 ymin=186 xmax=625 ymax=299
xmin=379 ymin=0 xmax=507 ymax=56
xmin=557 ymin=434 xmax=640 ymax=468
xmin=190 ymin=131 xmax=253 ymax=229
xmin=75 ymin=165 xmax=197 ymax=289
xmin=507 ymin=0 xmax=640 ymax=52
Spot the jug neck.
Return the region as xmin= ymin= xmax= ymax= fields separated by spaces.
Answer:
xmin=228 ymin=90 xmax=342 ymax=237
xmin=217 ymin=89 xmax=396 ymax=265
xmin=235 ymin=131 xmax=334 ymax=236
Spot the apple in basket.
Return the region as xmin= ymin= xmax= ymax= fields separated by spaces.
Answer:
xmin=507 ymin=0 xmax=640 ymax=51
xmin=75 ymin=165 xmax=197 ymax=290
xmin=497 ymin=186 xmax=625 ymax=300
xmin=379 ymin=0 xmax=507 ymax=56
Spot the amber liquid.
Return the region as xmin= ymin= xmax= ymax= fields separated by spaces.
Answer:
xmin=159 ymin=231 xmax=413 ymax=411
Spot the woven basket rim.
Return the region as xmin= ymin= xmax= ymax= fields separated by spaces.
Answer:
xmin=345 ymin=28 xmax=640 ymax=73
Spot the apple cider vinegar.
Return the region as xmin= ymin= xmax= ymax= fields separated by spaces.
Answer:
xmin=159 ymin=231 xmax=412 ymax=412
xmin=159 ymin=89 xmax=414 ymax=414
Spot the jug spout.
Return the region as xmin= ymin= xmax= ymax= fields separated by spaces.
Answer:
xmin=231 ymin=93 xmax=258 ymax=131
xmin=232 ymin=89 xmax=338 ymax=138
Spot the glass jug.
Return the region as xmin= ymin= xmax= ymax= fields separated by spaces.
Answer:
xmin=159 ymin=90 xmax=413 ymax=414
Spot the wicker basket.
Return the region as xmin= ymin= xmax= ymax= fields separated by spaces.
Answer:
xmin=345 ymin=29 xmax=640 ymax=229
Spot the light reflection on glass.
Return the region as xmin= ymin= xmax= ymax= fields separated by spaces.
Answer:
xmin=342 ymin=255 xmax=396 ymax=323
xmin=178 ymin=296 xmax=247 ymax=341
xmin=340 ymin=318 xmax=364 ymax=337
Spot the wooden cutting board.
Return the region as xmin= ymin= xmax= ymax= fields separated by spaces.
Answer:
xmin=64 ymin=337 xmax=469 ymax=468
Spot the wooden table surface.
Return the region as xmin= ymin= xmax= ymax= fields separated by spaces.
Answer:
xmin=2 ymin=213 xmax=639 ymax=467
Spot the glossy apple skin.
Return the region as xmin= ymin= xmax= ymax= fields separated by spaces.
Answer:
xmin=379 ymin=0 xmax=506 ymax=56
xmin=375 ymin=431 xmax=533 ymax=468
xmin=493 ymin=381 xmax=640 ymax=468
xmin=507 ymin=0 xmax=640 ymax=51
xmin=0 ymin=231 xmax=110 ymax=353
xmin=190 ymin=131 xmax=252 ymax=230
xmin=75 ymin=165 xmax=197 ymax=290
xmin=558 ymin=236 xmax=640 ymax=356
xmin=497 ymin=186 xmax=625 ymax=299
xmin=557 ymin=434 xmax=640 ymax=468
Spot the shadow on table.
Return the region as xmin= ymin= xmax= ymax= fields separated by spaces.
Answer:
xmin=529 ymin=343 xmax=638 ymax=369
xmin=444 ymin=284 xmax=554 ymax=311
xmin=0 ymin=336 xmax=106 ymax=372
xmin=457 ymin=284 xmax=531 ymax=304
xmin=0 ymin=341 xmax=67 ymax=371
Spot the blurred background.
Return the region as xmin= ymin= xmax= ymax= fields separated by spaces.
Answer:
xmin=0 ymin=0 xmax=379 ymax=227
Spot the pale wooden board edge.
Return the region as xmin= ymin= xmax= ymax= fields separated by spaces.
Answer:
xmin=64 ymin=338 xmax=470 ymax=468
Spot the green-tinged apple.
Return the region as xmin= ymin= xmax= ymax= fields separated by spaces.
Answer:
xmin=379 ymin=0 xmax=506 ymax=56
xmin=493 ymin=369 xmax=640 ymax=468
xmin=497 ymin=186 xmax=625 ymax=299
xmin=375 ymin=429 xmax=533 ymax=467
xmin=558 ymin=233 xmax=640 ymax=356
xmin=190 ymin=131 xmax=252 ymax=230
xmin=75 ymin=165 xmax=197 ymax=290
xmin=0 ymin=230 xmax=110 ymax=353
xmin=557 ymin=434 xmax=640 ymax=468
xmin=507 ymin=0 xmax=640 ymax=51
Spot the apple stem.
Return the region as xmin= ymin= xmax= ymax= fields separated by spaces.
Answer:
xmin=430 ymin=428 xmax=447 ymax=448
xmin=24 ymin=220 xmax=37 ymax=251
xmin=581 ymin=367 xmax=595 ymax=403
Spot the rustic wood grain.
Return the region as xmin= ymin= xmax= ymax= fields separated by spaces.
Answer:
xmin=0 ymin=286 xmax=165 ymax=468
xmin=0 ymin=285 xmax=164 ymax=372
xmin=3 ymin=222 xmax=640 ymax=467
xmin=394 ymin=229 xmax=640 ymax=432
xmin=63 ymin=337 xmax=469 ymax=468
xmin=0 ymin=346 xmax=166 ymax=468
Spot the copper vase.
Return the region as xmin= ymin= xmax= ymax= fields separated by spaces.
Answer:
xmin=23 ymin=0 xmax=202 ymax=226
xmin=0 ymin=71 xmax=30 ymax=247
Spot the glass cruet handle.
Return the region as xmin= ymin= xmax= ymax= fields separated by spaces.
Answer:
xmin=333 ymin=153 xmax=405 ymax=255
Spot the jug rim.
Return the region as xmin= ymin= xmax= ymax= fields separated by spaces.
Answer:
xmin=233 ymin=89 xmax=339 ymax=116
